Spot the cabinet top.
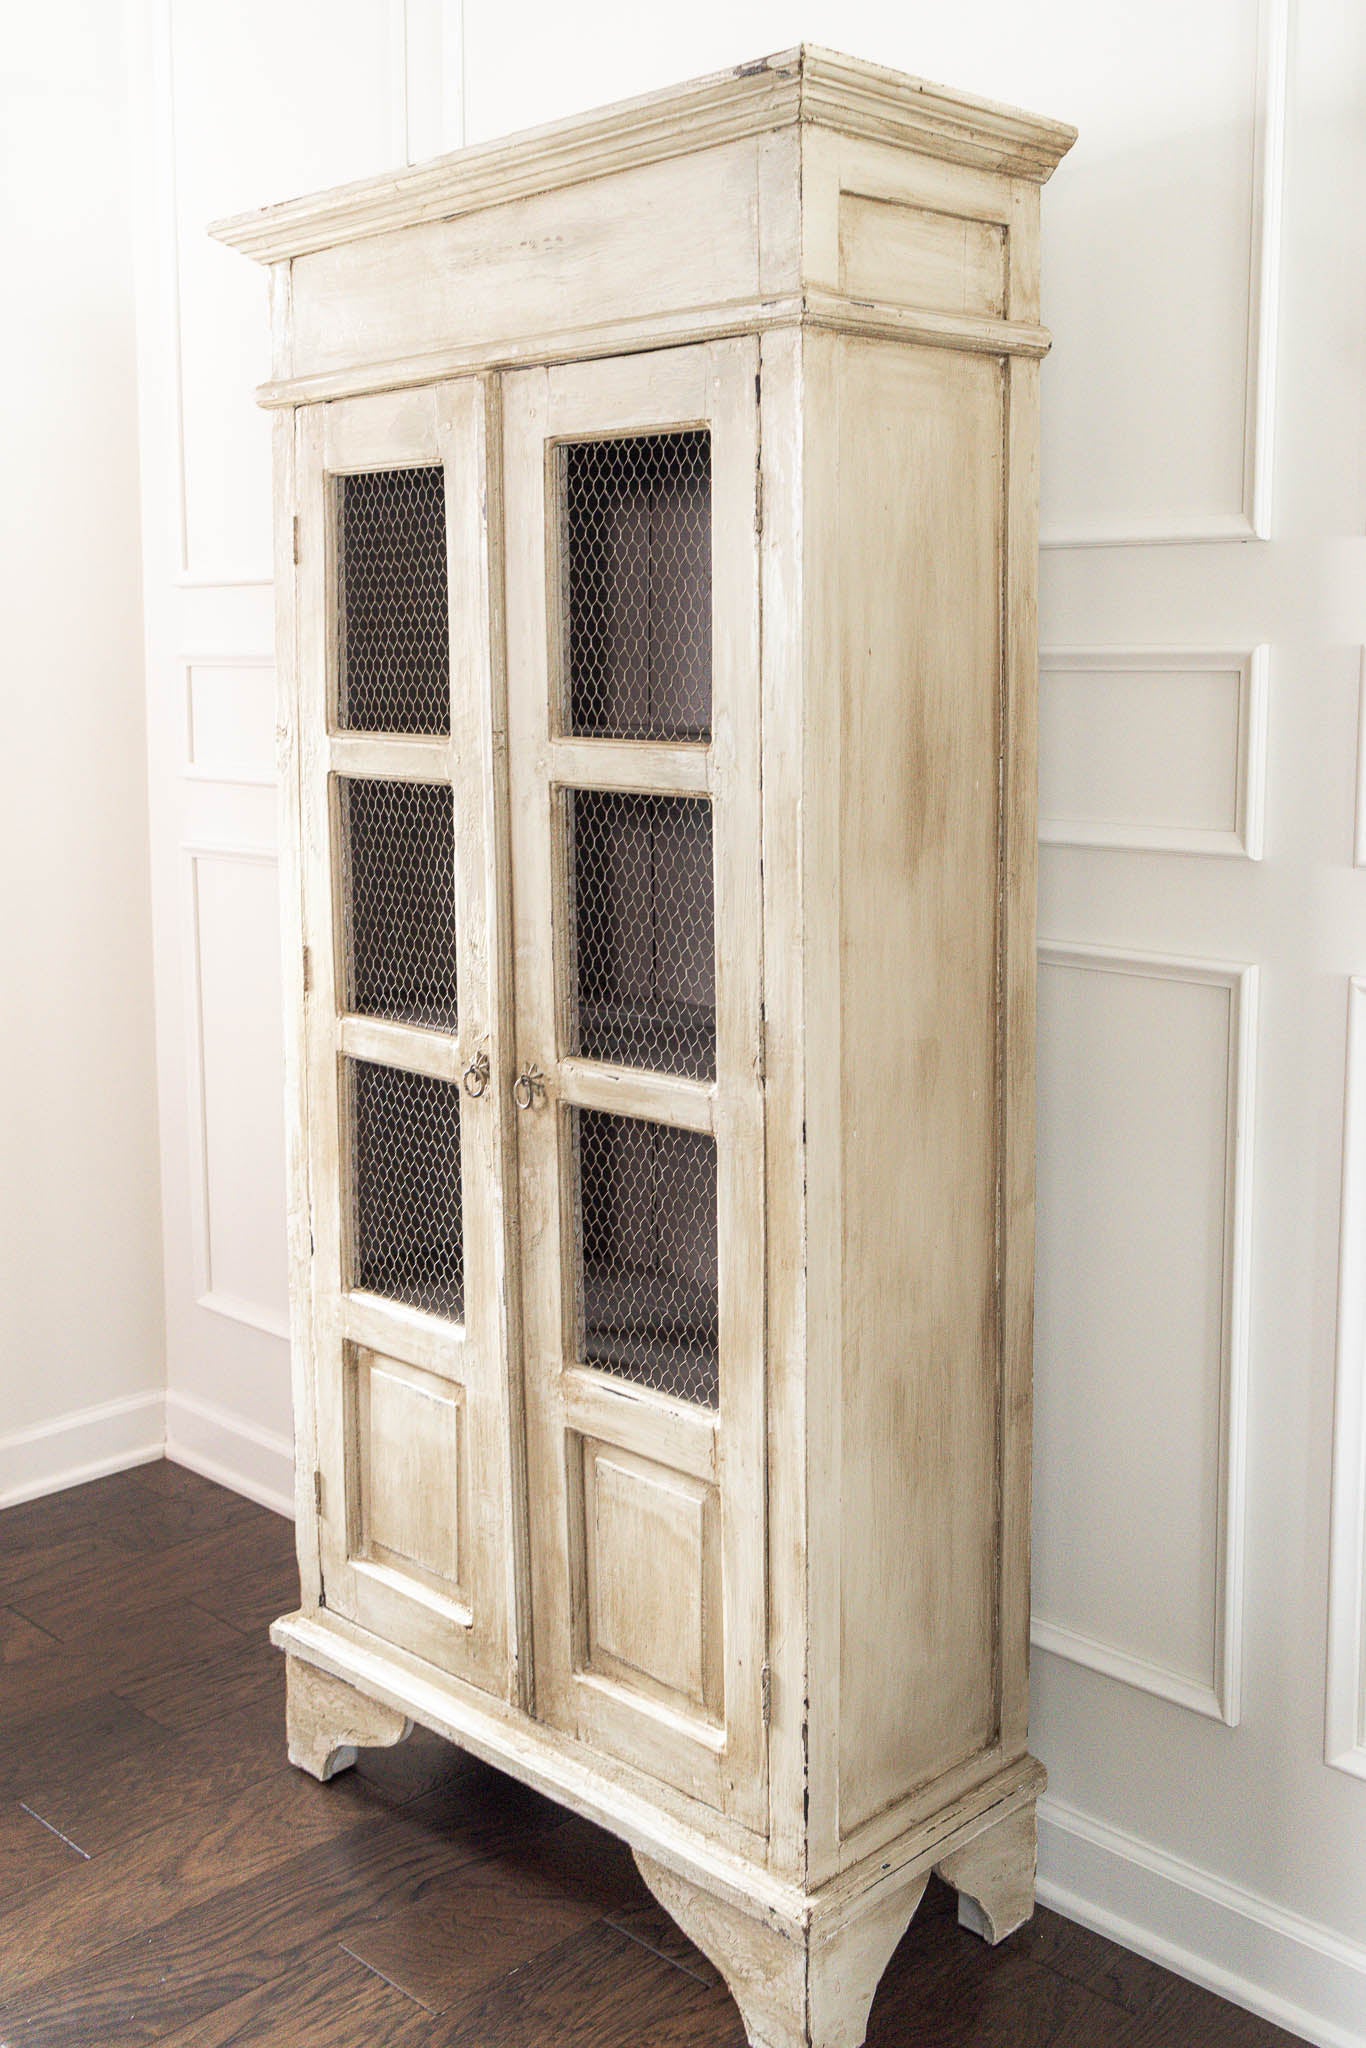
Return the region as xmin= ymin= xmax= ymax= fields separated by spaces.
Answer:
xmin=210 ymin=45 xmax=1076 ymax=266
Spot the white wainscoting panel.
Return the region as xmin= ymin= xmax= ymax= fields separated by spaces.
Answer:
xmin=182 ymin=846 xmax=290 ymax=1343
xmin=161 ymin=0 xmax=411 ymax=585
xmin=1033 ymin=943 xmax=1256 ymax=1724
xmin=185 ymin=658 xmax=276 ymax=785
xmin=1327 ymin=977 xmax=1366 ymax=1780
xmin=1039 ymin=0 xmax=1286 ymax=545
xmin=1039 ymin=649 xmax=1268 ymax=857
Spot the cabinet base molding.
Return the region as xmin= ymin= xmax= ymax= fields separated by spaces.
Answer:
xmin=275 ymin=1616 xmax=1043 ymax=2046
xmin=284 ymin=1654 xmax=413 ymax=1781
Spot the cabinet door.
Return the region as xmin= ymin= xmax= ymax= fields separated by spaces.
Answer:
xmin=294 ymin=382 xmax=521 ymax=1701
xmin=504 ymin=342 xmax=767 ymax=1828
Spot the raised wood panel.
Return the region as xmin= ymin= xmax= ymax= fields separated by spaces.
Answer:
xmin=578 ymin=1439 xmax=722 ymax=1722
xmin=352 ymin=1348 xmax=466 ymax=1603
xmin=183 ymin=847 xmax=289 ymax=1342
xmin=839 ymin=192 xmax=1006 ymax=318
xmin=1327 ymin=979 xmax=1366 ymax=1779
xmin=1039 ymin=649 xmax=1268 ymax=858
xmin=1033 ymin=945 xmax=1255 ymax=1724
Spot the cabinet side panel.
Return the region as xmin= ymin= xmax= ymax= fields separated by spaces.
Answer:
xmin=828 ymin=338 xmax=1005 ymax=1840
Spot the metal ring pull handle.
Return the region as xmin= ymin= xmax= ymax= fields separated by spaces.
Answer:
xmin=462 ymin=1049 xmax=490 ymax=1100
xmin=512 ymin=1064 xmax=544 ymax=1111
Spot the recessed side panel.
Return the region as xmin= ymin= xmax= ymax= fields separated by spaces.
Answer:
xmin=351 ymin=1347 xmax=467 ymax=1609
xmin=574 ymin=1434 xmax=722 ymax=1725
xmin=823 ymin=337 xmax=1005 ymax=1842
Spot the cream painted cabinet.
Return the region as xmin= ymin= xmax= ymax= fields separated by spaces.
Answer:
xmin=215 ymin=47 xmax=1073 ymax=2048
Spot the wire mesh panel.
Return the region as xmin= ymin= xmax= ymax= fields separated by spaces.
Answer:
xmin=349 ymin=1059 xmax=464 ymax=1321
xmin=573 ymin=1109 xmax=718 ymax=1407
xmin=559 ymin=431 xmax=711 ymax=741
xmin=339 ymin=778 xmax=459 ymax=1032
xmin=338 ymin=467 xmax=450 ymax=733
xmin=566 ymin=790 xmax=714 ymax=1079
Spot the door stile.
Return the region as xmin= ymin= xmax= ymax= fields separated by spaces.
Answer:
xmin=294 ymin=383 xmax=518 ymax=1701
xmin=504 ymin=341 xmax=768 ymax=1829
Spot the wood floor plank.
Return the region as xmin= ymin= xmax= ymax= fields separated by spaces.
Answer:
xmin=0 ymin=1756 xmax=570 ymax=2042
xmin=0 ymin=1691 xmax=166 ymax=1795
xmin=340 ymin=1851 xmax=602 ymax=2014
xmin=0 ymin=1759 xmax=470 ymax=2002
xmin=0 ymin=1799 xmax=87 ymax=1905
xmin=113 ymin=1632 xmax=282 ymax=1735
xmin=424 ymin=1917 xmax=744 ymax=2048
xmin=0 ymin=1606 xmax=60 ymax=1667
xmin=8 ymin=1515 xmax=293 ymax=1644
xmin=1083 ymin=1949 xmax=1308 ymax=2047
xmin=160 ymin=1947 xmax=434 ymax=2048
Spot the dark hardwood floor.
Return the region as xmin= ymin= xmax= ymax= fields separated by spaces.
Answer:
xmin=0 ymin=1462 xmax=1306 ymax=2047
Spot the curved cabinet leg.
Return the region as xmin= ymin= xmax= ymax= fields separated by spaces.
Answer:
xmin=934 ymin=1801 xmax=1037 ymax=1945
xmin=633 ymin=1851 xmax=928 ymax=2048
xmin=285 ymin=1656 xmax=413 ymax=1782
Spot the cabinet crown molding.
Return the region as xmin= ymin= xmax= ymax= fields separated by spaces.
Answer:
xmin=209 ymin=44 xmax=1077 ymax=265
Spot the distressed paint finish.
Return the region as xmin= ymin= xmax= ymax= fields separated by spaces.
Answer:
xmin=217 ymin=46 xmax=1073 ymax=2048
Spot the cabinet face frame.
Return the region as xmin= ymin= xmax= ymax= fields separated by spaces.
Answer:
xmin=502 ymin=340 xmax=769 ymax=1830
xmin=294 ymin=380 xmax=524 ymax=1703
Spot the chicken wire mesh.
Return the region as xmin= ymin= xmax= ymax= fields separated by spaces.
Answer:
xmin=339 ymin=777 xmax=459 ymax=1032
xmin=566 ymin=789 xmax=714 ymax=1079
xmin=573 ymin=1109 xmax=718 ymax=1407
xmin=349 ymin=1059 xmax=464 ymax=1321
xmin=559 ymin=431 xmax=712 ymax=741
xmin=338 ymin=466 xmax=450 ymax=733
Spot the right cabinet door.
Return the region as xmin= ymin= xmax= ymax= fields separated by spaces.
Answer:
xmin=503 ymin=341 xmax=768 ymax=1830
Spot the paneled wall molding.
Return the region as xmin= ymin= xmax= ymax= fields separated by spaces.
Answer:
xmin=181 ymin=841 xmax=286 ymax=1343
xmin=181 ymin=655 xmax=278 ymax=788
xmin=1038 ymin=646 xmax=1269 ymax=858
xmin=1040 ymin=0 xmax=1287 ymax=551
xmin=1033 ymin=941 xmax=1258 ymax=1726
xmin=1326 ymin=976 xmax=1366 ymax=1780
xmin=153 ymin=0 xmax=450 ymax=589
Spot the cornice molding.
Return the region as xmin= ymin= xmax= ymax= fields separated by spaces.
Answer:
xmin=210 ymin=46 xmax=1076 ymax=266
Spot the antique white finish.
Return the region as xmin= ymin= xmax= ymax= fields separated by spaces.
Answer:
xmin=214 ymin=47 xmax=1074 ymax=2047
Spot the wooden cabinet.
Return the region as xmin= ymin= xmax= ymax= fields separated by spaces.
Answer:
xmin=214 ymin=47 xmax=1074 ymax=2048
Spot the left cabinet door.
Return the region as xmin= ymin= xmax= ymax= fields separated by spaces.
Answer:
xmin=292 ymin=384 xmax=522 ymax=1702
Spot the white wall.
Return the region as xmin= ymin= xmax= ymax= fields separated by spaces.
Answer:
xmin=0 ymin=1 xmax=165 ymax=1500
xmin=125 ymin=1 xmax=1366 ymax=2042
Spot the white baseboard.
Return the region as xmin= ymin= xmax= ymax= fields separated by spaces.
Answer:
xmin=164 ymin=1389 xmax=295 ymax=1519
xmin=1038 ymin=1795 xmax=1366 ymax=2048
xmin=0 ymin=1390 xmax=166 ymax=1508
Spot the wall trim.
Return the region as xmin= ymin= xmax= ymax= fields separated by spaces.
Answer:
xmin=0 ymin=1392 xmax=165 ymax=1509
xmin=1038 ymin=646 xmax=1269 ymax=859
xmin=180 ymin=840 xmax=288 ymax=1350
xmin=1040 ymin=0 xmax=1288 ymax=551
xmin=1033 ymin=942 xmax=1258 ymax=1725
xmin=165 ymin=1389 xmax=295 ymax=1518
xmin=1038 ymin=1795 xmax=1366 ymax=2048
xmin=1326 ymin=976 xmax=1366 ymax=1779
